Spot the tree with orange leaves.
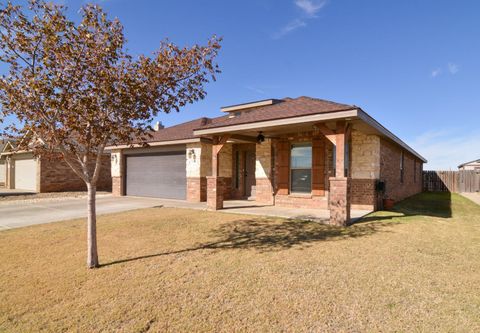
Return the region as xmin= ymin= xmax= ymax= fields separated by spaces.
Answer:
xmin=0 ymin=0 xmax=221 ymax=268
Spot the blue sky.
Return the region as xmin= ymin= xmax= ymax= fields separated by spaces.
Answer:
xmin=3 ymin=0 xmax=480 ymax=169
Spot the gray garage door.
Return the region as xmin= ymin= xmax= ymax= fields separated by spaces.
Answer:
xmin=126 ymin=151 xmax=186 ymax=199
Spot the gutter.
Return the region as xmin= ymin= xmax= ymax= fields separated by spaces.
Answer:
xmin=356 ymin=109 xmax=427 ymax=163
xmin=105 ymin=137 xmax=211 ymax=150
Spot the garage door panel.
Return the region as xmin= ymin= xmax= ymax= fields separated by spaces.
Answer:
xmin=0 ymin=161 xmax=5 ymax=183
xmin=126 ymin=152 xmax=186 ymax=199
xmin=15 ymin=158 xmax=37 ymax=191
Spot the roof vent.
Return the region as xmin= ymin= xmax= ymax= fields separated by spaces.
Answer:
xmin=220 ymin=99 xmax=280 ymax=112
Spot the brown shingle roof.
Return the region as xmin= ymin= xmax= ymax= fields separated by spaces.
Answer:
xmin=142 ymin=117 xmax=211 ymax=143
xmin=136 ymin=96 xmax=355 ymax=143
xmin=196 ymin=96 xmax=355 ymax=130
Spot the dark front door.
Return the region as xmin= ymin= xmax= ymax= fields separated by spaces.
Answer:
xmin=245 ymin=151 xmax=256 ymax=197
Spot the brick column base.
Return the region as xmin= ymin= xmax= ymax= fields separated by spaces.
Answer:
xmin=187 ymin=177 xmax=207 ymax=202
xmin=329 ymin=177 xmax=351 ymax=226
xmin=207 ymin=176 xmax=224 ymax=210
xmin=255 ymin=178 xmax=274 ymax=204
xmin=112 ymin=176 xmax=124 ymax=196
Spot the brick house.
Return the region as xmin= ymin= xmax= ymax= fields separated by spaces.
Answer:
xmin=0 ymin=141 xmax=111 ymax=192
xmin=108 ymin=96 xmax=426 ymax=226
xmin=0 ymin=141 xmax=6 ymax=187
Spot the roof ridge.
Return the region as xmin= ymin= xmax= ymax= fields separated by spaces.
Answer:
xmin=296 ymin=95 xmax=355 ymax=107
xmin=458 ymin=158 xmax=480 ymax=167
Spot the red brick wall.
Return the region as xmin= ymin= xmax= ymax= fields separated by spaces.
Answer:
xmin=40 ymin=154 xmax=111 ymax=192
xmin=274 ymin=194 xmax=328 ymax=209
xmin=380 ymin=139 xmax=423 ymax=202
xmin=223 ymin=177 xmax=232 ymax=200
xmin=112 ymin=176 xmax=123 ymax=196
xmin=351 ymin=178 xmax=377 ymax=210
xmin=187 ymin=177 xmax=207 ymax=202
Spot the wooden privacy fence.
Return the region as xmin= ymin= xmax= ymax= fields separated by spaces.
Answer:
xmin=423 ymin=170 xmax=480 ymax=192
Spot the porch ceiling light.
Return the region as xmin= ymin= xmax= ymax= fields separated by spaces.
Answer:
xmin=256 ymin=131 xmax=265 ymax=144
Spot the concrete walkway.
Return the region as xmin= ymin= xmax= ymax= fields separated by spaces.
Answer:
xmin=111 ymin=197 xmax=370 ymax=223
xmin=460 ymin=192 xmax=480 ymax=206
xmin=0 ymin=195 xmax=371 ymax=230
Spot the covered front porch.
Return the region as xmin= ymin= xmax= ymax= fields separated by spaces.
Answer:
xmin=195 ymin=115 xmax=360 ymax=226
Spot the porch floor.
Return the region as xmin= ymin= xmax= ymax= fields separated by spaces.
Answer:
xmin=130 ymin=196 xmax=371 ymax=224
xmin=223 ymin=200 xmax=371 ymax=223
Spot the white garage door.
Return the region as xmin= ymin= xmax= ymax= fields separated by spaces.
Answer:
xmin=0 ymin=160 xmax=5 ymax=184
xmin=15 ymin=158 xmax=37 ymax=191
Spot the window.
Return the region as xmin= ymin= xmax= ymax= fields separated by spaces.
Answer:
xmin=400 ymin=151 xmax=404 ymax=183
xmin=290 ymin=143 xmax=312 ymax=193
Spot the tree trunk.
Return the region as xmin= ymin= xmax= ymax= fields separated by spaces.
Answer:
xmin=86 ymin=182 xmax=99 ymax=268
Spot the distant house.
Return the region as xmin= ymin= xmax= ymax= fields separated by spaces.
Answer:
xmin=458 ymin=159 xmax=480 ymax=171
xmin=107 ymin=96 xmax=427 ymax=226
xmin=0 ymin=140 xmax=7 ymax=187
xmin=0 ymin=141 xmax=111 ymax=192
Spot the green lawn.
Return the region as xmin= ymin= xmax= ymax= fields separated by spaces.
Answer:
xmin=1 ymin=192 xmax=479 ymax=332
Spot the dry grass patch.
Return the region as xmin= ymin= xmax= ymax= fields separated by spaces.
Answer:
xmin=1 ymin=193 xmax=480 ymax=332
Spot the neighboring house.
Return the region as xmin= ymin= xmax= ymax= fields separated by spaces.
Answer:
xmin=108 ymin=96 xmax=426 ymax=226
xmin=0 ymin=141 xmax=7 ymax=187
xmin=0 ymin=142 xmax=112 ymax=192
xmin=458 ymin=159 xmax=480 ymax=171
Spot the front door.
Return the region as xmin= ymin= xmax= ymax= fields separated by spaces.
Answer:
xmin=245 ymin=150 xmax=256 ymax=198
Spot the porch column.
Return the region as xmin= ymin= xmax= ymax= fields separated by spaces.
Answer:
xmin=329 ymin=121 xmax=352 ymax=226
xmin=207 ymin=135 xmax=229 ymax=210
xmin=6 ymin=156 xmax=14 ymax=189
xmin=111 ymin=149 xmax=124 ymax=196
xmin=255 ymin=138 xmax=274 ymax=204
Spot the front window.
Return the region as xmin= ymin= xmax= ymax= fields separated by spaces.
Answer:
xmin=290 ymin=143 xmax=312 ymax=193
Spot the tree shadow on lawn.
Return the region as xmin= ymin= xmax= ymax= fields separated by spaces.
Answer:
xmin=101 ymin=218 xmax=398 ymax=268
xmin=101 ymin=192 xmax=452 ymax=268
xmin=357 ymin=191 xmax=452 ymax=224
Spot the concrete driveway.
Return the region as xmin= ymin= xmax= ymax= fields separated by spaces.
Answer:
xmin=0 ymin=193 xmax=371 ymax=230
xmin=0 ymin=195 xmax=182 ymax=230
